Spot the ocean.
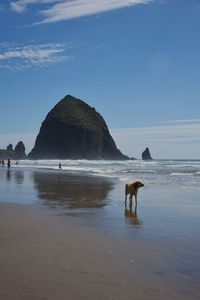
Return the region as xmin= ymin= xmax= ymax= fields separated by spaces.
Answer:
xmin=11 ymin=159 xmax=200 ymax=189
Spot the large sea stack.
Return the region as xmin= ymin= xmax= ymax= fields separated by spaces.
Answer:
xmin=28 ymin=95 xmax=129 ymax=160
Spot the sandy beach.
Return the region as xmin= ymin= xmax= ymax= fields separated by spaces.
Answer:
xmin=0 ymin=168 xmax=200 ymax=300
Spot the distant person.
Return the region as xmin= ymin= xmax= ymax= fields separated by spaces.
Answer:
xmin=59 ymin=162 xmax=62 ymax=169
xmin=2 ymin=159 xmax=4 ymax=166
xmin=7 ymin=159 xmax=11 ymax=168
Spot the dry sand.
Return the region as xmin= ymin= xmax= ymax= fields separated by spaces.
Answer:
xmin=0 ymin=201 xmax=198 ymax=300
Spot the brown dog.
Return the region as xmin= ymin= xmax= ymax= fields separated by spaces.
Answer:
xmin=125 ymin=181 xmax=144 ymax=204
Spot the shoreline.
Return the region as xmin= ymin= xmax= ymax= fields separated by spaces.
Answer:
xmin=1 ymin=157 xmax=200 ymax=191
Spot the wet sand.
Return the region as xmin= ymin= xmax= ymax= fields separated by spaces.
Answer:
xmin=0 ymin=169 xmax=200 ymax=299
xmin=0 ymin=204 xmax=188 ymax=300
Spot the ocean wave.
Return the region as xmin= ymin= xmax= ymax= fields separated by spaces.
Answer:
xmin=170 ymin=172 xmax=194 ymax=176
xmin=11 ymin=159 xmax=200 ymax=189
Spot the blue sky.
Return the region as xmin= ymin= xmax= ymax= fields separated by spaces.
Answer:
xmin=0 ymin=0 xmax=200 ymax=159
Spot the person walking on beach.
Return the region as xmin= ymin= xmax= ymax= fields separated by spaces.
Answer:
xmin=59 ymin=162 xmax=62 ymax=169
xmin=7 ymin=159 xmax=11 ymax=168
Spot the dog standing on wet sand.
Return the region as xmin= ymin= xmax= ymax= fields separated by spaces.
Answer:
xmin=125 ymin=181 xmax=144 ymax=204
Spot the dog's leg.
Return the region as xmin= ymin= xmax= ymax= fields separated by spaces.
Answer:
xmin=135 ymin=194 xmax=137 ymax=204
xmin=129 ymin=194 xmax=133 ymax=205
xmin=134 ymin=195 xmax=138 ymax=213
xmin=125 ymin=194 xmax=127 ymax=203
xmin=125 ymin=184 xmax=128 ymax=203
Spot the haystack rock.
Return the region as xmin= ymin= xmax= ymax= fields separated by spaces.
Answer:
xmin=142 ymin=147 xmax=153 ymax=160
xmin=28 ymin=95 xmax=129 ymax=160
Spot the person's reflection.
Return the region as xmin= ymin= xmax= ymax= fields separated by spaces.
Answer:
xmin=124 ymin=202 xmax=143 ymax=227
xmin=6 ymin=169 xmax=11 ymax=182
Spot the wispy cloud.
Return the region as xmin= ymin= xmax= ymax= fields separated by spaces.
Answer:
xmin=10 ymin=0 xmax=153 ymax=24
xmin=10 ymin=0 xmax=62 ymax=13
xmin=160 ymin=119 xmax=200 ymax=125
xmin=112 ymin=123 xmax=200 ymax=143
xmin=0 ymin=42 xmax=71 ymax=71
xmin=111 ymin=122 xmax=200 ymax=159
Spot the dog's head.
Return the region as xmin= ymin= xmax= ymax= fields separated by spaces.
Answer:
xmin=135 ymin=181 xmax=144 ymax=189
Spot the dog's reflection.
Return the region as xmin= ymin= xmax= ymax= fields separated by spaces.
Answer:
xmin=124 ymin=203 xmax=143 ymax=227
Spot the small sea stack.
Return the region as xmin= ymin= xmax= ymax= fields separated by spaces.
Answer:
xmin=14 ymin=141 xmax=26 ymax=159
xmin=0 ymin=141 xmax=26 ymax=160
xmin=142 ymin=147 xmax=153 ymax=160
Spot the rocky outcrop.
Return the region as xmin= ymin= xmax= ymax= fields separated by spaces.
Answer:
xmin=0 ymin=144 xmax=15 ymax=159
xmin=14 ymin=141 xmax=26 ymax=159
xmin=142 ymin=147 xmax=153 ymax=160
xmin=0 ymin=149 xmax=14 ymax=160
xmin=0 ymin=141 xmax=26 ymax=160
xmin=7 ymin=144 xmax=13 ymax=152
xmin=28 ymin=95 xmax=129 ymax=160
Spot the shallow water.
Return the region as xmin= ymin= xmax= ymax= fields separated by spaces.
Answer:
xmin=0 ymin=167 xmax=200 ymax=242
xmin=0 ymin=168 xmax=199 ymax=237
xmin=7 ymin=158 xmax=200 ymax=189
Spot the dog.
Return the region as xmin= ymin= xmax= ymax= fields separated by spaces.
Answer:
xmin=125 ymin=181 xmax=144 ymax=204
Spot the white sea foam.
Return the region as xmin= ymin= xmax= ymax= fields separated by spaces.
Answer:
xmin=170 ymin=172 xmax=193 ymax=176
xmin=12 ymin=159 xmax=200 ymax=189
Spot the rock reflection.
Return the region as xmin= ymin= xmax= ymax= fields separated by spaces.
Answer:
xmin=14 ymin=170 xmax=24 ymax=185
xmin=124 ymin=203 xmax=143 ymax=227
xmin=33 ymin=171 xmax=114 ymax=209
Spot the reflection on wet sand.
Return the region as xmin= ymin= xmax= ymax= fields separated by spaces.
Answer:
xmin=33 ymin=171 xmax=114 ymax=209
xmin=1 ymin=169 xmax=25 ymax=185
xmin=6 ymin=170 xmax=11 ymax=182
xmin=124 ymin=203 xmax=143 ymax=227
xmin=14 ymin=170 xmax=24 ymax=185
